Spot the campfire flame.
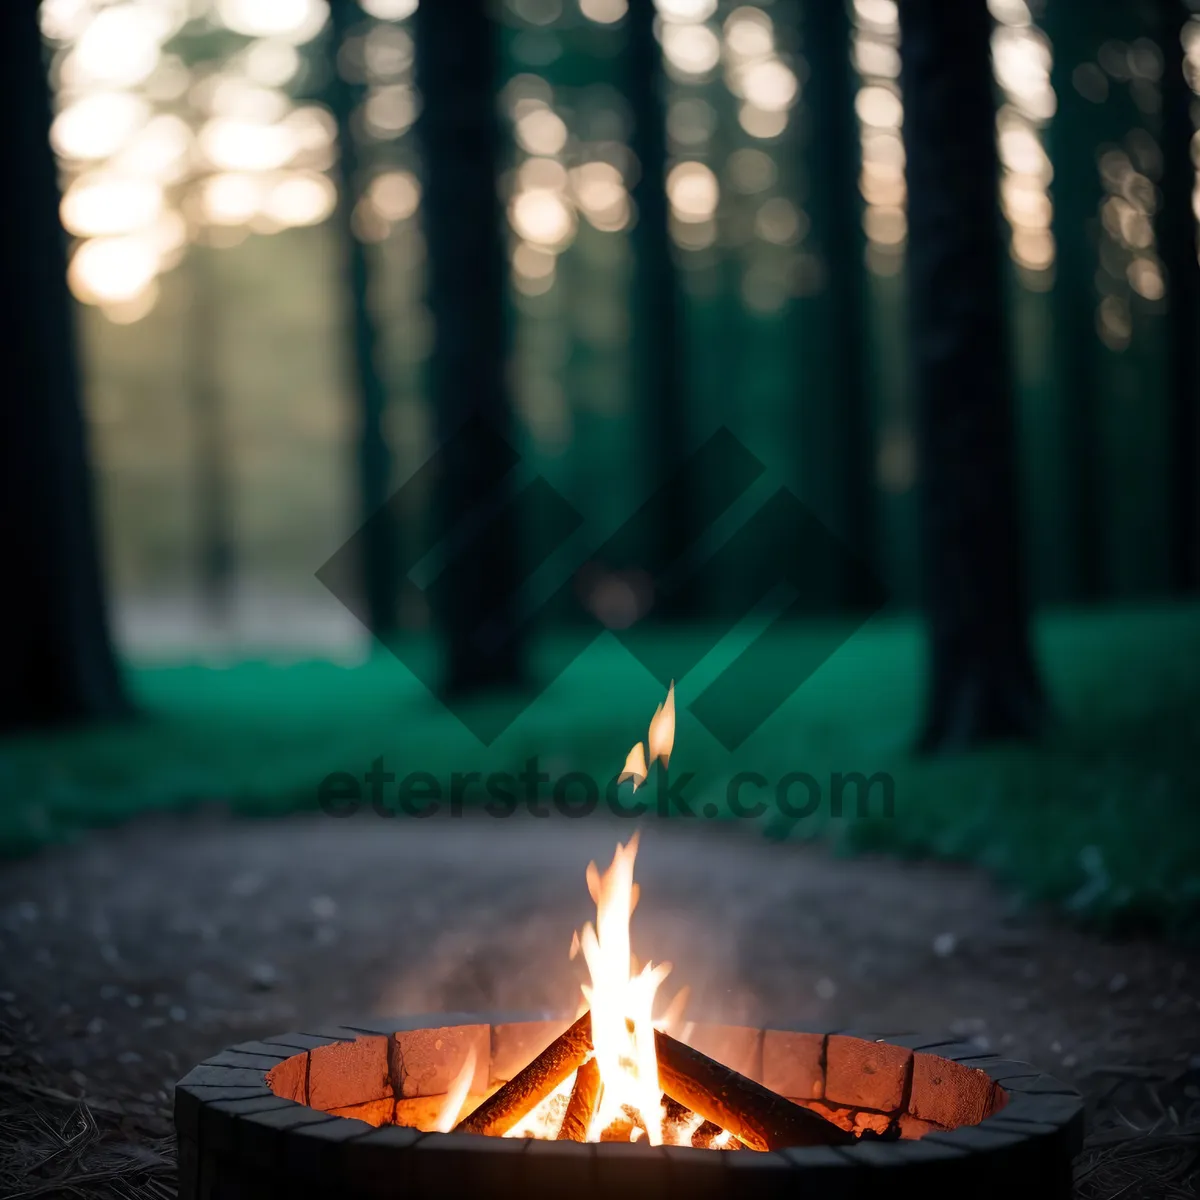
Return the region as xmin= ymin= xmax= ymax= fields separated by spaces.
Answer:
xmin=575 ymin=832 xmax=672 ymax=1143
xmin=464 ymin=682 xmax=750 ymax=1148
xmin=647 ymin=680 xmax=675 ymax=769
xmin=433 ymin=1045 xmax=477 ymax=1132
xmin=567 ymin=682 xmax=684 ymax=1143
xmin=617 ymin=742 xmax=647 ymax=791
xmin=618 ymin=679 xmax=674 ymax=792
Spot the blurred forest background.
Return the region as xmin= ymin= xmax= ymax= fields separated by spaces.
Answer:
xmin=45 ymin=0 xmax=1197 ymax=629
xmin=4 ymin=0 xmax=1200 ymax=934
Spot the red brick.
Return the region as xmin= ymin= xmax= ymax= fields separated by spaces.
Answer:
xmin=489 ymin=1020 xmax=571 ymax=1084
xmin=328 ymin=1097 xmax=394 ymax=1126
xmin=394 ymin=1095 xmax=445 ymax=1130
xmin=824 ymin=1036 xmax=912 ymax=1112
xmin=987 ymin=1081 xmax=1009 ymax=1116
xmin=394 ymin=1090 xmax=494 ymax=1131
xmin=908 ymin=1052 xmax=994 ymax=1128
xmin=792 ymin=1098 xmax=892 ymax=1137
xmin=762 ymin=1030 xmax=825 ymax=1100
xmin=393 ymin=1023 xmax=489 ymax=1098
xmin=787 ymin=1099 xmax=892 ymax=1132
xmin=686 ymin=1024 xmax=763 ymax=1082
xmin=265 ymin=1052 xmax=307 ymax=1104
xmin=898 ymin=1113 xmax=946 ymax=1139
xmin=852 ymin=1110 xmax=894 ymax=1135
xmin=793 ymin=1098 xmax=856 ymax=1133
xmin=308 ymin=1037 xmax=390 ymax=1112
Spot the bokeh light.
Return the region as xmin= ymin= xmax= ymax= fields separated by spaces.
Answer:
xmin=202 ymin=172 xmax=263 ymax=225
xmin=666 ymin=160 xmax=719 ymax=222
xmin=200 ymin=117 xmax=296 ymax=171
xmin=369 ymin=170 xmax=421 ymax=222
xmin=572 ymin=161 xmax=630 ymax=232
xmin=68 ymin=234 xmax=160 ymax=304
xmin=722 ymin=7 xmax=799 ymax=139
xmin=72 ymin=3 xmax=166 ymax=88
xmin=114 ymin=114 xmax=193 ymax=183
xmin=991 ymin=1 xmax=1055 ymax=286
xmin=661 ymin=22 xmax=721 ymax=78
xmin=242 ymin=40 xmax=303 ymax=87
xmin=510 ymin=187 xmax=576 ymax=249
xmin=1185 ymin=17 xmax=1200 ymax=266
xmin=52 ymin=92 xmax=151 ymax=161
xmin=215 ymin=0 xmax=329 ymax=43
xmin=515 ymin=105 xmax=569 ymax=156
xmin=360 ymin=0 xmax=418 ymax=18
xmin=852 ymin=0 xmax=906 ymax=275
xmin=61 ymin=173 xmax=163 ymax=237
xmin=512 ymin=241 xmax=557 ymax=297
xmin=580 ymin=0 xmax=627 ymax=24
xmin=654 ymin=0 xmax=718 ymax=22
xmin=45 ymin=0 xmax=349 ymax=322
xmin=737 ymin=104 xmax=787 ymax=139
xmin=363 ymin=85 xmax=419 ymax=137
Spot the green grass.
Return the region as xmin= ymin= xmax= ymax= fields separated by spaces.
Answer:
xmin=2 ymin=603 xmax=1198 ymax=938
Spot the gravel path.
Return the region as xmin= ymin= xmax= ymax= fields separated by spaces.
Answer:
xmin=1 ymin=812 xmax=1197 ymax=1196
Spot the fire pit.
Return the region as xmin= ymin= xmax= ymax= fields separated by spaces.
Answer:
xmin=175 ymin=1015 xmax=1083 ymax=1198
xmin=174 ymin=693 xmax=1083 ymax=1195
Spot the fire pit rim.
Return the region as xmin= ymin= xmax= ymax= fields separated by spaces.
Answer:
xmin=175 ymin=1012 xmax=1085 ymax=1199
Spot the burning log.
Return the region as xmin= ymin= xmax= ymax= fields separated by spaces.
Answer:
xmin=456 ymin=1011 xmax=854 ymax=1150
xmin=455 ymin=1013 xmax=592 ymax=1137
xmin=654 ymin=1028 xmax=856 ymax=1151
xmin=663 ymin=1096 xmax=741 ymax=1150
xmin=692 ymin=1121 xmax=739 ymax=1150
xmin=662 ymin=1094 xmax=692 ymax=1131
xmin=599 ymin=1107 xmax=641 ymax=1142
xmin=556 ymin=1057 xmax=601 ymax=1142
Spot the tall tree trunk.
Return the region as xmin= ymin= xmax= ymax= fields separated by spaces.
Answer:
xmin=0 ymin=5 xmax=130 ymax=732
xmin=898 ymin=0 xmax=1045 ymax=750
xmin=800 ymin=0 xmax=874 ymax=606
xmin=187 ymin=245 xmax=235 ymax=624
xmin=1157 ymin=0 xmax=1200 ymax=593
xmin=328 ymin=0 xmax=400 ymax=640
xmin=1046 ymin=5 xmax=1104 ymax=599
xmin=626 ymin=0 xmax=692 ymax=616
xmin=413 ymin=0 xmax=523 ymax=693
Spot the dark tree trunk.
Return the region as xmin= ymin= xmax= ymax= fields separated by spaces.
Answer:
xmin=898 ymin=0 xmax=1045 ymax=750
xmin=187 ymin=245 xmax=235 ymax=622
xmin=413 ymin=0 xmax=523 ymax=693
xmin=626 ymin=0 xmax=692 ymax=615
xmin=800 ymin=0 xmax=874 ymax=605
xmin=1046 ymin=5 xmax=1104 ymax=599
xmin=0 ymin=5 xmax=130 ymax=733
xmin=328 ymin=0 xmax=400 ymax=640
xmin=1156 ymin=0 xmax=1200 ymax=593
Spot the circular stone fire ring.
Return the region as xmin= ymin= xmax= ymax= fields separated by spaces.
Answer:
xmin=175 ymin=1014 xmax=1084 ymax=1199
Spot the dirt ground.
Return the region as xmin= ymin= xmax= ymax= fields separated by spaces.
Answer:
xmin=1 ymin=812 xmax=1197 ymax=1197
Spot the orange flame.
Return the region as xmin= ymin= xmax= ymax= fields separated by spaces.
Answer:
xmin=618 ymin=742 xmax=648 ymax=790
xmin=575 ymin=832 xmax=671 ymax=1143
xmin=647 ymin=681 xmax=675 ymax=769
xmin=433 ymin=1045 xmax=477 ymax=1132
